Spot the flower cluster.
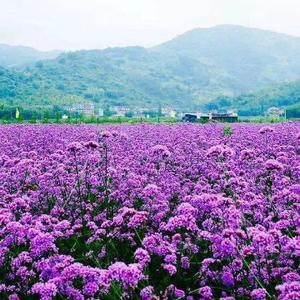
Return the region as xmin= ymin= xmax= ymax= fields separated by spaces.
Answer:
xmin=0 ymin=123 xmax=299 ymax=299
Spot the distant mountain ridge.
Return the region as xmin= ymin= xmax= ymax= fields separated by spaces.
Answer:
xmin=0 ymin=25 xmax=300 ymax=115
xmin=152 ymin=25 xmax=300 ymax=94
xmin=0 ymin=44 xmax=62 ymax=68
xmin=217 ymin=80 xmax=300 ymax=116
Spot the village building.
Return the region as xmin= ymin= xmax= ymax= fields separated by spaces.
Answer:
xmin=182 ymin=112 xmax=238 ymax=123
xmin=68 ymin=103 xmax=95 ymax=117
xmin=162 ymin=107 xmax=177 ymax=118
xmin=267 ymin=107 xmax=285 ymax=118
xmin=112 ymin=106 xmax=131 ymax=117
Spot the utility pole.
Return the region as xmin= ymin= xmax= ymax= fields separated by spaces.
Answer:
xmin=285 ymin=109 xmax=287 ymax=121
xmin=157 ymin=104 xmax=162 ymax=123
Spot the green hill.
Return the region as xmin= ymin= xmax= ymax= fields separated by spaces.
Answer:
xmin=0 ymin=47 xmax=214 ymax=109
xmin=204 ymin=81 xmax=300 ymax=116
xmin=0 ymin=44 xmax=61 ymax=68
xmin=153 ymin=25 xmax=300 ymax=95
xmin=1 ymin=25 xmax=300 ymax=114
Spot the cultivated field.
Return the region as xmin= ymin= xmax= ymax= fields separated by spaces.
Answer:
xmin=0 ymin=124 xmax=299 ymax=299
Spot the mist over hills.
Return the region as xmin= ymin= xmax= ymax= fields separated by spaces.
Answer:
xmin=1 ymin=25 xmax=300 ymax=115
xmin=0 ymin=44 xmax=61 ymax=68
xmin=203 ymin=80 xmax=300 ymax=116
xmin=153 ymin=25 xmax=300 ymax=93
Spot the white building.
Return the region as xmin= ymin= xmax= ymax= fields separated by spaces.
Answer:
xmin=267 ymin=107 xmax=285 ymax=118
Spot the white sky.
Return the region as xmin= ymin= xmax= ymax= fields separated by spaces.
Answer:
xmin=0 ymin=0 xmax=300 ymax=51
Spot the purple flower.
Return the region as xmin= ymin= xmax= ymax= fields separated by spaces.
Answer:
xmin=140 ymin=285 xmax=155 ymax=300
xmin=84 ymin=140 xmax=99 ymax=149
xmin=276 ymin=281 xmax=300 ymax=300
xmin=0 ymin=123 xmax=299 ymax=298
xmin=67 ymin=142 xmax=82 ymax=151
xmin=134 ymin=248 xmax=151 ymax=268
xmin=259 ymin=126 xmax=274 ymax=134
xmin=31 ymin=283 xmax=57 ymax=300
xmin=265 ymin=159 xmax=284 ymax=171
xmin=8 ymin=294 xmax=20 ymax=300
xmin=174 ymin=287 xmax=185 ymax=298
xmin=199 ymin=286 xmax=214 ymax=299
xmin=181 ymin=256 xmax=190 ymax=270
xmin=108 ymin=262 xmax=144 ymax=289
xmin=222 ymin=271 xmax=234 ymax=288
xmin=162 ymin=264 xmax=177 ymax=276
xmin=100 ymin=130 xmax=112 ymax=138
xmin=151 ymin=144 xmax=171 ymax=157
xmin=250 ymin=288 xmax=267 ymax=300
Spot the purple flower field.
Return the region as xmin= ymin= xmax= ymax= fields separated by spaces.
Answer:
xmin=0 ymin=123 xmax=300 ymax=300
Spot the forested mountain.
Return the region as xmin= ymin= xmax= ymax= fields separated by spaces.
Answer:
xmin=0 ymin=44 xmax=61 ymax=68
xmin=0 ymin=25 xmax=300 ymax=114
xmin=0 ymin=46 xmax=222 ymax=109
xmin=153 ymin=25 xmax=300 ymax=94
xmin=203 ymin=81 xmax=300 ymax=116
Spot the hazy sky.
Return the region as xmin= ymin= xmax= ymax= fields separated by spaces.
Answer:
xmin=1 ymin=0 xmax=300 ymax=51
